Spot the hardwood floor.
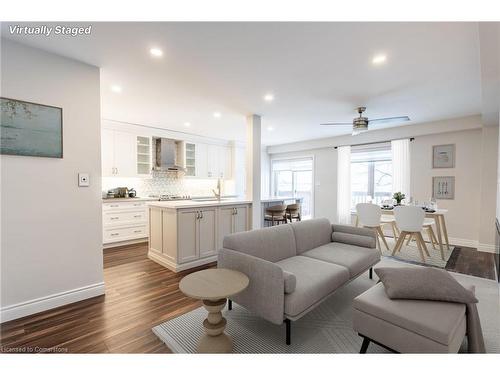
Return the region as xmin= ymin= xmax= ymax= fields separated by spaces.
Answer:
xmin=446 ymin=246 xmax=498 ymax=280
xmin=0 ymin=242 xmax=214 ymax=353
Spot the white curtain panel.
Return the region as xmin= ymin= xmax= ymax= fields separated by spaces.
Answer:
xmin=391 ymin=138 xmax=411 ymax=198
xmin=336 ymin=145 xmax=351 ymax=224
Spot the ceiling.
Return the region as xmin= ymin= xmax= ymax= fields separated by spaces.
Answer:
xmin=1 ymin=22 xmax=483 ymax=145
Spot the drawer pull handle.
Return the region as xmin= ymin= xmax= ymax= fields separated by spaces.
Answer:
xmin=133 ymin=215 xmax=141 ymax=218
xmin=110 ymin=233 xmax=119 ymax=236
xmin=110 ymin=205 xmax=119 ymax=207
xmin=133 ymin=230 xmax=142 ymax=233
xmin=110 ymin=217 xmax=119 ymax=220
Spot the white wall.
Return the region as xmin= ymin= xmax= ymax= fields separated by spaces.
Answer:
xmin=1 ymin=40 xmax=104 ymax=321
xmin=269 ymin=117 xmax=498 ymax=250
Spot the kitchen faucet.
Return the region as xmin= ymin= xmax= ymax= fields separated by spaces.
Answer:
xmin=212 ymin=178 xmax=222 ymax=200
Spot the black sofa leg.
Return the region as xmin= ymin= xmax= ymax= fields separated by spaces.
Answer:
xmin=285 ymin=319 xmax=291 ymax=345
xmin=369 ymin=267 xmax=373 ymax=280
xmin=228 ymin=299 xmax=232 ymax=311
xmin=360 ymin=337 xmax=370 ymax=353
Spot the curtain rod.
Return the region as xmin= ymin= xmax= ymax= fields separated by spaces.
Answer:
xmin=333 ymin=137 xmax=415 ymax=149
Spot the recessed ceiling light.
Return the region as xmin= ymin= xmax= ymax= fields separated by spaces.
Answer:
xmin=267 ymin=126 xmax=275 ymax=131
xmin=213 ymin=112 xmax=221 ymax=118
xmin=111 ymin=85 xmax=122 ymax=93
xmin=372 ymin=54 xmax=387 ymax=65
xmin=150 ymin=48 xmax=163 ymax=57
xmin=263 ymin=93 xmax=274 ymax=102
xmin=184 ymin=122 xmax=191 ymax=127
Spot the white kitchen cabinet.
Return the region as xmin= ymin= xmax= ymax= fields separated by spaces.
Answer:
xmin=234 ymin=205 xmax=248 ymax=233
xmin=101 ymin=129 xmax=116 ymax=177
xmin=148 ymin=202 xmax=250 ymax=272
xmin=101 ymin=129 xmax=150 ymax=177
xmin=206 ymin=144 xmax=232 ymax=179
xmin=194 ymin=143 xmax=208 ymax=178
xmin=217 ymin=205 xmax=249 ymax=249
xmin=114 ymin=131 xmax=137 ymax=177
xmin=207 ymin=144 xmax=219 ymax=178
xmin=198 ymin=208 xmax=217 ymax=258
xmin=102 ymin=200 xmax=150 ymax=246
xmin=177 ymin=210 xmax=199 ymax=263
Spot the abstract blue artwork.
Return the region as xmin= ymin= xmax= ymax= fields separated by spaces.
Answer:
xmin=1 ymin=97 xmax=63 ymax=158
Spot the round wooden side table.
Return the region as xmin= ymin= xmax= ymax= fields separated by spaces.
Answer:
xmin=179 ymin=268 xmax=249 ymax=353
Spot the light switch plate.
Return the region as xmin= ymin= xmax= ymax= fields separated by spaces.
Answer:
xmin=78 ymin=173 xmax=90 ymax=187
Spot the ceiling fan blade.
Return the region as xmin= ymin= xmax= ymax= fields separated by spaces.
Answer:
xmin=320 ymin=122 xmax=352 ymax=126
xmin=368 ymin=116 xmax=410 ymax=125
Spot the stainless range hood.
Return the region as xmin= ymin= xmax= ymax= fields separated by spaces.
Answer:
xmin=152 ymin=137 xmax=186 ymax=172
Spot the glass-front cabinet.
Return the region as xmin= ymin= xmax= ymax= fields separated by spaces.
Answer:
xmin=136 ymin=136 xmax=151 ymax=175
xmin=185 ymin=143 xmax=196 ymax=176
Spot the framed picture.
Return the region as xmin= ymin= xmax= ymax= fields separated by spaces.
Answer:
xmin=1 ymin=97 xmax=63 ymax=158
xmin=433 ymin=176 xmax=455 ymax=200
xmin=433 ymin=144 xmax=455 ymax=168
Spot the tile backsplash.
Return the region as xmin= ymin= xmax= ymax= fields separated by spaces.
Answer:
xmin=102 ymin=172 xmax=236 ymax=198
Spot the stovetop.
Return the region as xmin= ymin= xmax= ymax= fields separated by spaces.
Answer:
xmin=149 ymin=194 xmax=192 ymax=201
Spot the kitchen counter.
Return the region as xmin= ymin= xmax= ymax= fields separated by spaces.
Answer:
xmin=147 ymin=196 xmax=301 ymax=209
xmin=147 ymin=198 xmax=252 ymax=209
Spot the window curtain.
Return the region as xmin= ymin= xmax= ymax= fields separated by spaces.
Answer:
xmin=391 ymin=138 xmax=411 ymax=199
xmin=336 ymin=145 xmax=351 ymax=224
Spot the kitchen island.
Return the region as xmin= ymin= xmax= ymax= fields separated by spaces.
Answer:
xmin=147 ymin=197 xmax=301 ymax=272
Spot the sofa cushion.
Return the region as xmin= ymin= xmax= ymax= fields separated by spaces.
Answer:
xmin=353 ymin=282 xmax=466 ymax=345
xmin=290 ymin=218 xmax=333 ymax=254
xmin=223 ymin=224 xmax=297 ymax=262
xmin=302 ymin=242 xmax=380 ymax=278
xmin=275 ymin=256 xmax=349 ymax=317
xmin=331 ymin=231 xmax=376 ymax=248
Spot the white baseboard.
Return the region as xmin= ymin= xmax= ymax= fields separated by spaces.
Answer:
xmin=477 ymin=243 xmax=498 ymax=253
xmin=448 ymin=237 xmax=478 ymax=248
xmin=0 ymin=282 xmax=105 ymax=323
xmin=448 ymin=237 xmax=497 ymax=253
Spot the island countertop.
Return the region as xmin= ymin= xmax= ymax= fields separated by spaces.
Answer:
xmin=147 ymin=196 xmax=301 ymax=209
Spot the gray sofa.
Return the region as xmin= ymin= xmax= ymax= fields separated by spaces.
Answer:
xmin=218 ymin=218 xmax=380 ymax=344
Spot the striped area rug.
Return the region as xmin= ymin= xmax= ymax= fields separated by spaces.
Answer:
xmin=153 ymin=258 xmax=499 ymax=354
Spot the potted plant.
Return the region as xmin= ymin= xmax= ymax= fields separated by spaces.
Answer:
xmin=393 ymin=192 xmax=406 ymax=206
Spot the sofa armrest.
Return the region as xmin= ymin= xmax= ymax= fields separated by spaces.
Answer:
xmin=332 ymin=224 xmax=377 ymax=248
xmin=218 ymin=248 xmax=285 ymax=325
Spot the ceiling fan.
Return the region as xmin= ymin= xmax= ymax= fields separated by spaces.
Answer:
xmin=320 ymin=107 xmax=410 ymax=135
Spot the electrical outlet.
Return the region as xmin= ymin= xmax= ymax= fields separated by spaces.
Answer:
xmin=78 ymin=173 xmax=90 ymax=187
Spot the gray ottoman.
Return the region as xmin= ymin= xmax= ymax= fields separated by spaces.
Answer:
xmin=353 ymin=283 xmax=468 ymax=353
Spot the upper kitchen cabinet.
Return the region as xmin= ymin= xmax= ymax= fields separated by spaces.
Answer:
xmin=101 ymin=129 xmax=151 ymax=177
xmin=207 ymin=144 xmax=232 ymax=179
xmin=136 ymin=136 xmax=152 ymax=175
xmin=185 ymin=142 xmax=232 ymax=179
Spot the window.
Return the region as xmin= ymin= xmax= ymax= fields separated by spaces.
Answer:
xmin=351 ymin=144 xmax=392 ymax=208
xmin=271 ymin=157 xmax=313 ymax=219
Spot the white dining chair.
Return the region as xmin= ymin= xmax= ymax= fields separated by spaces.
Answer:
xmin=356 ymin=203 xmax=389 ymax=251
xmin=381 ymin=215 xmax=400 ymax=240
xmin=392 ymin=206 xmax=429 ymax=262
xmin=405 ymin=218 xmax=439 ymax=249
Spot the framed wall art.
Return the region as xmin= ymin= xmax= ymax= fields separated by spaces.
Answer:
xmin=1 ymin=97 xmax=63 ymax=158
xmin=432 ymin=176 xmax=455 ymax=200
xmin=432 ymin=144 xmax=455 ymax=168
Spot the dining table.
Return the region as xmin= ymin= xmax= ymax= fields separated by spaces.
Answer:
xmin=354 ymin=207 xmax=450 ymax=260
